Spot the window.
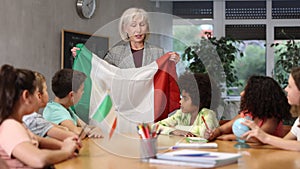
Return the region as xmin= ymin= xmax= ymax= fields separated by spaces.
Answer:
xmin=173 ymin=23 xmax=213 ymax=54
xmin=232 ymin=40 xmax=266 ymax=94
xmin=172 ymin=19 xmax=214 ymax=76
xmin=171 ymin=0 xmax=300 ymax=119
xmin=273 ymin=26 xmax=300 ymax=87
xmin=172 ymin=0 xmax=300 ymax=91
xmin=225 ymin=24 xmax=267 ymax=95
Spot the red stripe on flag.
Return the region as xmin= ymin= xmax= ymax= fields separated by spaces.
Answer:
xmin=154 ymin=53 xmax=181 ymax=122
xmin=109 ymin=117 xmax=117 ymax=139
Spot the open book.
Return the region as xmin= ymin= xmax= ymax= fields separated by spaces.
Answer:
xmin=152 ymin=149 xmax=241 ymax=168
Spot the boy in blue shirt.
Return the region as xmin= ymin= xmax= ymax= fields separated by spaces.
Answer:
xmin=43 ymin=69 xmax=103 ymax=138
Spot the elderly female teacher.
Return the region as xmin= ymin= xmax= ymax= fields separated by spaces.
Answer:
xmin=72 ymin=7 xmax=180 ymax=67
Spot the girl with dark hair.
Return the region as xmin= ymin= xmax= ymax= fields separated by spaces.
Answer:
xmin=242 ymin=67 xmax=300 ymax=151
xmin=0 ymin=64 xmax=81 ymax=168
xmin=207 ymin=75 xmax=291 ymax=142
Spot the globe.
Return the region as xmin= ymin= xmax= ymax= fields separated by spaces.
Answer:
xmin=232 ymin=118 xmax=250 ymax=138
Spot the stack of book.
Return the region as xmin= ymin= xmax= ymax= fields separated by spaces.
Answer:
xmin=149 ymin=149 xmax=242 ymax=168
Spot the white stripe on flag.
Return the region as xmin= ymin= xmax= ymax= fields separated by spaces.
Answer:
xmin=89 ymin=53 xmax=158 ymax=133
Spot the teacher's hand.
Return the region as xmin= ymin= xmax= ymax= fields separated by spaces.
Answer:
xmin=71 ymin=47 xmax=80 ymax=58
xmin=169 ymin=52 xmax=180 ymax=64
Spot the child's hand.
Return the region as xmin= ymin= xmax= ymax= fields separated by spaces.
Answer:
xmin=170 ymin=130 xmax=196 ymax=137
xmin=241 ymin=120 xmax=267 ymax=143
xmin=61 ymin=136 xmax=82 ymax=157
xmin=205 ymin=128 xmax=221 ymax=141
xmin=184 ymin=132 xmax=197 ymax=137
xmin=204 ymin=128 xmax=213 ymax=139
xmin=87 ymin=126 xmax=104 ymax=138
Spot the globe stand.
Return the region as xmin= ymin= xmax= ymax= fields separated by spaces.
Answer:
xmin=232 ymin=117 xmax=252 ymax=149
xmin=234 ymin=138 xmax=250 ymax=149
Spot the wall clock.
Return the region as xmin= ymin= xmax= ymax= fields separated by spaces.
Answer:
xmin=76 ymin=0 xmax=96 ymax=19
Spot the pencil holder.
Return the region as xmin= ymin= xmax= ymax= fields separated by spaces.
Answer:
xmin=140 ymin=138 xmax=157 ymax=159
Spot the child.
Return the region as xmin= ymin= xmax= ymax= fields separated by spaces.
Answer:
xmin=242 ymin=67 xmax=300 ymax=151
xmin=206 ymin=75 xmax=291 ymax=142
xmin=23 ymin=71 xmax=76 ymax=141
xmin=0 ymin=64 xmax=81 ymax=168
xmin=155 ymin=72 xmax=220 ymax=137
xmin=43 ymin=68 xmax=103 ymax=138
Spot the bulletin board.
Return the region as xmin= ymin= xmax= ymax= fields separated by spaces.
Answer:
xmin=61 ymin=29 xmax=109 ymax=68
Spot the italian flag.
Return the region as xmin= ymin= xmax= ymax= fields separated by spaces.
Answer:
xmin=73 ymin=44 xmax=180 ymax=135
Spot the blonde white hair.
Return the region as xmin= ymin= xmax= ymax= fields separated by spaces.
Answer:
xmin=119 ymin=8 xmax=150 ymax=41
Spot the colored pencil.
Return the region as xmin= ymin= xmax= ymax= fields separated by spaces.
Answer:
xmin=201 ymin=116 xmax=209 ymax=130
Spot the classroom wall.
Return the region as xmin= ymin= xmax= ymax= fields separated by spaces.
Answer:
xmin=0 ymin=0 xmax=172 ymax=100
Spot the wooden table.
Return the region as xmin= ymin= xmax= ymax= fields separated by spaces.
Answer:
xmin=55 ymin=134 xmax=300 ymax=169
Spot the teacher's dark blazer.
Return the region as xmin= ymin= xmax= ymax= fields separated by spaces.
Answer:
xmin=104 ymin=41 xmax=164 ymax=68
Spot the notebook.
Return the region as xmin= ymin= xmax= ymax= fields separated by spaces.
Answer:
xmin=148 ymin=158 xmax=216 ymax=168
xmin=154 ymin=149 xmax=242 ymax=168
xmin=173 ymin=142 xmax=218 ymax=149
xmin=173 ymin=137 xmax=218 ymax=149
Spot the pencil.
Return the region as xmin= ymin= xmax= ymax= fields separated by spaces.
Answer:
xmin=76 ymin=125 xmax=87 ymax=153
xmin=143 ymin=123 xmax=150 ymax=138
xmin=201 ymin=116 xmax=209 ymax=130
xmin=137 ymin=124 xmax=146 ymax=139
xmin=78 ymin=124 xmax=88 ymax=139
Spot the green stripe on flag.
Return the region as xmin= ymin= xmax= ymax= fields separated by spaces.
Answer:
xmin=72 ymin=44 xmax=93 ymax=122
xmin=92 ymin=94 xmax=113 ymax=122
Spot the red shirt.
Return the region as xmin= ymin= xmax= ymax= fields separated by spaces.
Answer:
xmin=239 ymin=111 xmax=284 ymax=137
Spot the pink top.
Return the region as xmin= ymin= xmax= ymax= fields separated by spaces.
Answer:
xmin=0 ymin=119 xmax=38 ymax=168
xmin=240 ymin=111 xmax=284 ymax=137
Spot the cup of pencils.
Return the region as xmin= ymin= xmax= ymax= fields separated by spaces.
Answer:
xmin=137 ymin=123 xmax=159 ymax=159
